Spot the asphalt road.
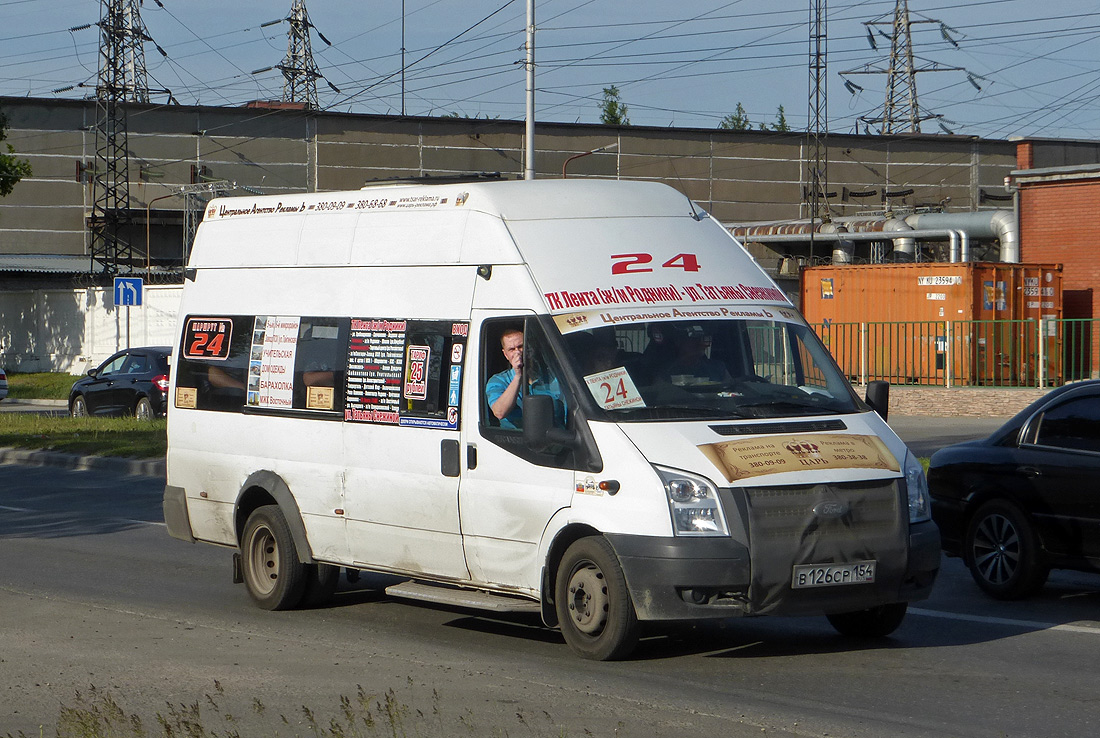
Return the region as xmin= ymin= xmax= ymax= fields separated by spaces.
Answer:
xmin=2 ymin=451 xmax=1099 ymax=738
xmin=887 ymin=415 xmax=1008 ymax=457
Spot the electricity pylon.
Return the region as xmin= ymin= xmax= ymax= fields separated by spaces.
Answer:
xmin=253 ymin=1 xmax=339 ymax=110
xmin=841 ymin=0 xmax=963 ymax=134
xmin=89 ymin=0 xmax=156 ymax=274
xmin=806 ymin=0 xmax=829 ymax=260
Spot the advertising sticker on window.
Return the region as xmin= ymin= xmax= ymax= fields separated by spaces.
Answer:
xmin=249 ymin=316 xmax=300 ymax=409
xmin=585 ymin=367 xmax=645 ymax=411
xmin=404 ymin=345 xmax=430 ymax=401
xmin=345 ymin=319 xmax=407 ymax=424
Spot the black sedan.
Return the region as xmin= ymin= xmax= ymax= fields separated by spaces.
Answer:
xmin=69 ymin=346 xmax=172 ymax=419
xmin=928 ymin=380 xmax=1100 ymax=599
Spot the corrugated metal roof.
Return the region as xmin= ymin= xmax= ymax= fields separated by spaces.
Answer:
xmin=0 ymin=254 xmax=100 ymax=273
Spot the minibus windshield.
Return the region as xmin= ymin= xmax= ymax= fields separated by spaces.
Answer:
xmin=561 ymin=316 xmax=863 ymax=421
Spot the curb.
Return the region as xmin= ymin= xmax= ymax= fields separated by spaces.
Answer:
xmin=0 ymin=446 xmax=164 ymax=478
xmin=0 ymin=398 xmax=67 ymax=407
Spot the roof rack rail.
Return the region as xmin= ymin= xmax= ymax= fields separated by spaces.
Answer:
xmin=360 ymin=172 xmax=511 ymax=188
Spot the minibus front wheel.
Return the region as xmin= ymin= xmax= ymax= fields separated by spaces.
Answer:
xmin=241 ymin=505 xmax=308 ymax=610
xmin=555 ymin=536 xmax=639 ymax=661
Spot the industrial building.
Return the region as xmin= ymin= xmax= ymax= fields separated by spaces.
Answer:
xmin=1 ymin=96 xmax=1098 ymax=377
xmin=0 ymin=95 xmax=1021 ymax=285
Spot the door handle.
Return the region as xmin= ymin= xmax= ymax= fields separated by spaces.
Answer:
xmin=1017 ymin=466 xmax=1042 ymax=478
xmin=440 ymin=439 xmax=460 ymax=477
xmin=467 ymin=444 xmax=478 ymax=470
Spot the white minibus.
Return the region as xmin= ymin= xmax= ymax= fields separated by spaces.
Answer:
xmin=163 ymin=178 xmax=939 ymax=660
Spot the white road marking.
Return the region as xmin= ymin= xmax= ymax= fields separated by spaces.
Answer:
xmin=0 ymin=504 xmax=164 ymax=526
xmin=910 ymin=607 xmax=1100 ymax=634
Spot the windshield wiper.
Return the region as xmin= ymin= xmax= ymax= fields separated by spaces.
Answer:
xmin=733 ymin=401 xmax=838 ymax=417
xmin=613 ymin=405 xmax=746 ymax=420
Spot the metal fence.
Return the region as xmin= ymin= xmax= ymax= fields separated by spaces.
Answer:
xmin=814 ymin=318 xmax=1100 ymax=388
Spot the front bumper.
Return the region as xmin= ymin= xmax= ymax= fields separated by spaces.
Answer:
xmin=607 ymin=519 xmax=940 ymax=622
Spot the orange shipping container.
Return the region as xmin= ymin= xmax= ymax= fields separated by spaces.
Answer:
xmin=800 ymin=263 xmax=1063 ymax=386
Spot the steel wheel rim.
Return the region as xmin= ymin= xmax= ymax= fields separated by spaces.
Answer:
xmin=246 ymin=524 xmax=280 ymax=596
xmin=972 ymin=513 xmax=1020 ymax=585
xmin=566 ymin=561 xmax=609 ymax=636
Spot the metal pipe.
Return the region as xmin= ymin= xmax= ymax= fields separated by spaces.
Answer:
xmin=733 ymin=208 xmax=1018 ymax=262
xmin=145 ymin=192 xmax=176 ymax=276
xmin=734 ymin=228 xmax=962 ymax=249
xmin=903 ymin=210 xmax=1017 ymax=262
xmin=562 ymin=142 xmax=618 ymax=178
xmin=524 ymin=0 xmax=535 ymax=181
xmin=733 ymin=226 xmax=969 ymax=264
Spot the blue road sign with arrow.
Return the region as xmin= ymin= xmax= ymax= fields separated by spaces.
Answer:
xmin=114 ymin=277 xmax=143 ymax=307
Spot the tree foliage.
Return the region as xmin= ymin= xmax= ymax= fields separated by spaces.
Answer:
xmin=599 ymin=85 xmax=630 ymax=126
xmin=0 ymin=109 xmax=32 ymax=197
xmin=719 ymin=103 xmax=752 ymax=131
xmin=772 ymin=105 xmax=790 ymax=132
xmin=442 ymin=111 xmax=500 ymax=120
xmin=719 ymin=103 xmax=791 ymax=133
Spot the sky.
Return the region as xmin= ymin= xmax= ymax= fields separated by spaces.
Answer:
xmin=1 ymin=0 xmax=1098 ymax=141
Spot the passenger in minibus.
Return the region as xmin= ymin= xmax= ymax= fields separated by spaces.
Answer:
xmin=660 ymin=325 xmax=732 ymax=385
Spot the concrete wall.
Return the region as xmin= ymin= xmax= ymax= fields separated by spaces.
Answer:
xmin=0 ymin=285 xmax=181 ymax=373
xmin=0 ymin=96 xmax=1019 ymax=270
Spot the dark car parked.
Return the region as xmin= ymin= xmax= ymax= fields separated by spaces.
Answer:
xmin=69 ymin=346 xmax=172 ymax=419
xmin=928 ymin=380 xmax=1100 ymax=599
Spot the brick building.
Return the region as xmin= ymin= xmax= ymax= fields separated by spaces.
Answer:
xmin=1014 ymin=139 xmax=1100 ymax=320
xmin=1013 ymin=138 xmax=1100 ymax=376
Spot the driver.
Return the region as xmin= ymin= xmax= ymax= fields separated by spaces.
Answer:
xmin=486 ymin=327 xmax=565 ymax=429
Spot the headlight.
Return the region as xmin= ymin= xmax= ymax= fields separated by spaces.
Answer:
xmin=655 ymin=466 xmax=729 ymax=536
xmin=904 ymin=450 xmax=931 ymax=523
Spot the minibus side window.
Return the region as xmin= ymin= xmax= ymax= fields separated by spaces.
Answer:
xmin=175 ymin=315 xmax=253 ymax=412
xmin=480 ymin=318 xmax=575 ymax=469
xmin=292 ymin=317 xmax=348 ymax=413
xmin=401 ymin=320 xmax=466 ymax=422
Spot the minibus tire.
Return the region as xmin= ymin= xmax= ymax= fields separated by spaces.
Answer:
xmin=555 ymin=537 xmax=639 ymax=661
xmin=241 ymin=505 xmax=308 ymax=610
xmin=826 ymin=602 xmax=907 ymax=638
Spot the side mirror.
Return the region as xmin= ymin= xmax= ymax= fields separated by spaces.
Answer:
xmin=87 ymin=368 xmax=99 ymax=378
xmin=523 ymin=394 xmax=574 ymax=453
xmin=865 ymin=380 xmax=890 ymax=421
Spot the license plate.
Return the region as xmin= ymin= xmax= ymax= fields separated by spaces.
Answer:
xmin=792 ymin=561 xmax=876 ymax=589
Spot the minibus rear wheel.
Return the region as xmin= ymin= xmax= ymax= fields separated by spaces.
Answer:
xmin=555 ymin=537 xmax=639 ymax=661
xmin=241 ymin=505 xmax=308 ymax=610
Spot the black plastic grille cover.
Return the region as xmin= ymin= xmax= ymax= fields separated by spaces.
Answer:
xmin=740 ymin=478 xmax=905 ymax=615
xmin=709 ymin=419 xmax=848 ymax=436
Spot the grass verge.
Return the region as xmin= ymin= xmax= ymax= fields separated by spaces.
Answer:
xmin=4 ymin=371 xmax=77 ymax=401
xmin=9 ymin=681 xmax=578 ymax=738
xmin=0 ymin=414 xmax=165 ymax=458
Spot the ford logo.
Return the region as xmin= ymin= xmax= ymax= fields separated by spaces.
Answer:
xmin=813 ymin=501 xmax=849 ymax=518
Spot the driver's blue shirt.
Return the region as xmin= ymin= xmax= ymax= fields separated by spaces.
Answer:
xmin=485 ymin=368 xmax=566 ymax=429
